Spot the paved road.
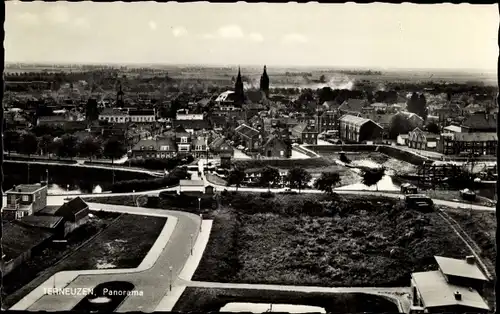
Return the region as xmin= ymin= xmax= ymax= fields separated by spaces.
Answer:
xmin=13 ymin=203 xmax=201 ymax=312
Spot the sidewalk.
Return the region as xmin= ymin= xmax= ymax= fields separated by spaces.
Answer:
xmin=10 ymin=206 xmax=179 ymax=311
xmin=155 ymin=220 xmax=213 ymax=311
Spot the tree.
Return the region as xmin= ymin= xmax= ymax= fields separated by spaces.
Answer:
xmin=425 ymin=122 xmax=440 ymax=134
xmin=361 ymin=167 xmax=385 ymax=191
xmin=227 ymin=167 xmax=246 ymax=191
xmin=418 ymin=94 xmax=428 ymax=120
xmin=19 ymin=132 xmax=38 ymax=156
xmin=38 ymin=134 xmax=54 ymax=156
xmin=78 ymin=137 xmax=102 ymax=161
xmin=58 ymin=134 xmax=79 ymax=159
xmin=103 ymin=137 xmax=127 ymax=164
xmin=259 ymin=166 xmax=281 ymax=192
xmin=388 ymin=114 xmax=412 ymax=139
xmin=286 ymin=167 xmax=312 ymax=193
xmin=4 ymin=130 xmax=21 ymax=155
xmin=319 ymin=74 xmax=326 ymax=83
xmin=314 ymin=172 xmax=341 ymax=194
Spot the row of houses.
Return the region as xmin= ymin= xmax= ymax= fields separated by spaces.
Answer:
xmin=131 ymin=125 xmax=234 ymax=166
xmin=397 ymin=114 xmax=498 ymax=156
xmin=2 ymin=184 xmax=90 ymax=276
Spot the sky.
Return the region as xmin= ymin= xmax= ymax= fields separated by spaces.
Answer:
xmin=4 ymin=2 xmax=499 ymax=71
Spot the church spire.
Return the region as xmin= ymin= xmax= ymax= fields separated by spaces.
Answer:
xmin=260 ymin=65 xmax=269 ymax=98
xmin=116 ymin=81 xmax=124 ymax=106
xmin=234 ymin=66 xmax=244 ymax=105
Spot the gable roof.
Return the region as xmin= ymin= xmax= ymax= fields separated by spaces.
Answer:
xmin=53 ymin=197 xmax=89 ymax=219
xmin=174 ymin=119 xmax=211 ymax=130
xmin=340 ymin=114 xmax=382 ymax=129
xmin=292 ymin=122 xmax=318 ymax=134
xmin=412 ymin=270 xmax=489 ymax=310
xmin=132 ymin=137 xmax=177 ymax=151
xmin=192 ymin=137 xmax=207 ymax=147
xmin=129 ymin=109 xmax=155 ymax=116
xmin=462 ymin=114 xmax=497 ymax=130
xmin=2 ymin=222 xmax=53 ymax=260
xmin=235 ymin=123 xmax=260 ymax=139
xmin=20 ymin=215 xmax=64 ymax=229
xmin=339 ymin=98 xmax=367 ymax=113
xmin=453 ymin=132 xmax=497 ymax=142
xmin=100 ymin=108 xmax=128 ymax=116
xmin=435 ymin=256 xmax=488 ymax=281
xmin=443 ymin=125 xmax=462 ymax=133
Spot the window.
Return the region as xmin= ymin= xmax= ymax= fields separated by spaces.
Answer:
xmin=22 ymin=195 xmax=29 ymax=202
xmin=160 ymin=145 xmax=170 ymax=151
xmin=141 ymin=146 xmax=145 ymax=150
xmin=181 ymin=137 xmax=188 ymax=143
xmin=280 ymin=151 xmax=284 ymax=156
xmin=15 ymin=211 xmax=24 ymax=220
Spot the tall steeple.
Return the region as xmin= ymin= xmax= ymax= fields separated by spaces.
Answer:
xmin=260 ymin=65 xmax=269 ymax=98
xmin=234 ymin=66 xmax=244 ymax=105
xmin=116 ymin=81 xmax=124 ymax=107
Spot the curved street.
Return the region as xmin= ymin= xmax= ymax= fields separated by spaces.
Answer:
xmin=11 ymin=203 xmax=202 ymax=312
xmin=5 ymin=159 xmax=495 ymax=312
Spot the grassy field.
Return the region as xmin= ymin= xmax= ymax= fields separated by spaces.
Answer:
xmin=1 ymin=212 xmax=119 ymax=308
xmin=2 ymin=213 xmax=166 ymax=308
xmin=173 ymin=287 xmax=400 ymax=313
xmin=66 ymin=214 xmax=167 ymax=269
xmin=193 ymin=192 xmax=470 ymax=287
xmin=444 ymin=209 xmax=496 ymax=274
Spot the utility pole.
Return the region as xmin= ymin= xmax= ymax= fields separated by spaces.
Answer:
xmin=27 ymin=163 xmax=30 ymax=183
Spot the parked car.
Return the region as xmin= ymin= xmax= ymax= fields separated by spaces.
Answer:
xmin=460 ymin=188 xmax=476 ymax=202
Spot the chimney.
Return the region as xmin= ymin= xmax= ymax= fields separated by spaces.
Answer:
xmin=454 ymin=291 xmax=462 ymax=301
xmin=466 ymin=255 xmax=476 ymax=264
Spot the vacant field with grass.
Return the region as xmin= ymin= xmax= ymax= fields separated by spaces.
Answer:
xmin=173 ymin=287 xmax=400 ymax=313
xmin=65 ymin=214 xmax=167 ymax=269
xmin=444 ymin=208 xmax=496 ymax=273
xmin=193 ymin=192 xmax=470 ymax=287
xmin=1 ymin=211 xmax=119 ymax=308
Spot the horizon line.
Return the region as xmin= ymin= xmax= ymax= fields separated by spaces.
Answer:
xmin=4 ymin=61 xmax=496 ymax=74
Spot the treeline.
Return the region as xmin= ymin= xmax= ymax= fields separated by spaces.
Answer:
xmin=3 ymin=129 xmax=126 ymax=162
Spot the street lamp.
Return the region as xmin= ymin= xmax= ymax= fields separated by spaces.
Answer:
xmin=169 ymin=266 xmax=173 ymax=291
xmin=190 ymin=233 xmax=194 ymax=255
xmin=198 ymin=198 xmax=201 ymax=213
xmin=66 ymin=184 xmax=70 ymax=192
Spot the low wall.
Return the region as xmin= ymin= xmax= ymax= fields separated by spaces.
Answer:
xmin=292 ymin=146 xmax=318 ymax=158
xmin=4 ymin=155 xmax=78 ymax=164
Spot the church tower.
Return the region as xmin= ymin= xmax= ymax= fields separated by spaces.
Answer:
xmin=260 ymin=65 xmax=269 ymax=98
xmin=234 ymin=66 xmax=245 ymax=105
xmin=116 ymin=82 xmax=124 ymax=107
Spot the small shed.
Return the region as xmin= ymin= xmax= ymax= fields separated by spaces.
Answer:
xmin=179 ymin=180 xmax=205 ymax=193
